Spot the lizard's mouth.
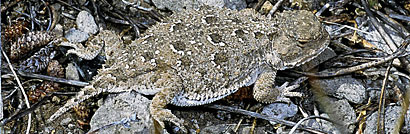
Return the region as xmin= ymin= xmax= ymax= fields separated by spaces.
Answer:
xmin=298 ymin=39 xmax=310 ymax=43
xmin=297 ymin=39 xmax=310 ymax=47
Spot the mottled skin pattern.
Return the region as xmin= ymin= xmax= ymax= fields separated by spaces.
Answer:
xmin=59 ymin=35 xmax=104 ymax=60
xmin=48 ymin=7 xmax=329 ymax=132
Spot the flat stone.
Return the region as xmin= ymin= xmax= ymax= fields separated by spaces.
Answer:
xmin=76 ymin=11 xmax=98 ymax=34
xmin=89 ymin=92 xmax=152 ymax=134
xmin=65 ymin=63 xmax=79 ymax=81
xmin=309 ymin=99 xmax=356 ymax=134
xmin=310 ymin=75 xmax=366 ymax=104
xmin=364 ymin=105 xmax=402 ymax=134
xmin=261 ymin=103 xmax=298 ymax=125
xmin=65 ymin=28 xmax=89 ymax=43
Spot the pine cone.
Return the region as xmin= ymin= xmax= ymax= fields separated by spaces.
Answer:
xmin=28 ymin=60 xmax=64 ymax=102
xmin=10 ymin=31 xmax=55 ymax=60
xmin=18 ymin=44 xmax=58 ymax=73
xmin=2 ymin=21 xmax=28 ymax=41
xmin=47 ymin=60 xmax=64 ymax=78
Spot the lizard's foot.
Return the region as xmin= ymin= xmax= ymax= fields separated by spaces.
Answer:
xmin=273 ymin=82 xmax=303 ymax=104
xmin=150 ymin=106 xmax=187 ymax=133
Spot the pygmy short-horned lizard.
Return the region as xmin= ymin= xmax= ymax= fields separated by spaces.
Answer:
xmin=49 ymin=7 xmax=330 ymax=132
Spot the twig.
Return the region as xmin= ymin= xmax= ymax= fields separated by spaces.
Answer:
xmin=389 ymin=13 xmax=410 ymax=23
xmin=268 ymin=0 xmax=284 ymax=16
xmin=90 ymin=0 xmax=106 ymax=29
xmin=115 ymin=11 xmax=140 ymax=37
xmin=102 ymin=15 xmax=129 ymax=25
xmin=0 ymin=13 xmax=3 ymax=132
xmin=351 ymin=2 xmax=409 ymax=38
xmin=14 ymin=10 xmax=43 ymax=30
xmin=61 ymin=12 xmax=76 ymax=20
xmin=290 ymin=116 xmax=336 ymax=134
xmin=393 ymin=84 xmax=410 ymax=133
xmin=1 ymin=49 xmax=32 ymax=134
xmin=28 ymin=2 xmax=41 ymax=31
xmin=233 ymin=104 xmax=250 ymax=132
xmin=4 ymin=89 xmax=17 ymax=100
xmin=360 ymin=0 xmax=397 ymax=52
xmin=41 ymin=0 xmax=53 ymax=31
xmin=376 ymin=60 xmax=393 ymax=133
xmin=315 ymin=2 xmax=332 ymax=17
xmin=121 ymin=0 xmax=153 ymax=11
xmin=374 ymin=11 xmax=409 ymax=37
xmin=384 ymin=0 xmax=408 ymax=15
xmin=297 ymin=36 xmax=410 ymax=77
xmin=323 ymin=21 xmax=373 ymax=35
xmin=1 ymin=0 xmax=20 ymax=13
xmin=359 ymin=0 xmax=410 ymax=78
xmin=86 ymin=113 xmax=139 ymax=134
xmin=392 ymin=72 xmax=410 ymax=80
xmin=205 ymin=104 xmax=331 ymax=133
xmin=18 ymin=71 xmax=89 ymax=87
xmin=0 ymin=94 xmax=51 ymax=125
xmin=55 ymin=0 xmax=81 ymax=11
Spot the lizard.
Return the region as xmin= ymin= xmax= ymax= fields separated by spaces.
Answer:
xmin=48 ymin=6 xmax=330 ymax=132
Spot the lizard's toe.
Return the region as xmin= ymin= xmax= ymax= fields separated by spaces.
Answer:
xmin=151 ymin=108 xmax=187 ymax=133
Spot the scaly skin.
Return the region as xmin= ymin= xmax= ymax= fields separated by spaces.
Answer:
xmin=49 ymin=7 xmax=329 ymax=132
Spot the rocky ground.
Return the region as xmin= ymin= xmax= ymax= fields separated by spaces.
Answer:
xmin=2 ymin=0 xmax=410 ymax=133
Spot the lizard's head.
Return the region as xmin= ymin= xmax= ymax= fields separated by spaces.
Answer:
xmin=271 ymin=10 xmax=330 ymax=70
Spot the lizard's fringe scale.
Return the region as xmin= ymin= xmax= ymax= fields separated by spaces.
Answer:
xmin=47 ymin=85 xmax=102 ymax=122
xmin=48 ymin=30 xmax=122 ymax=122
xmin=18 ymin=44 xmax=58 ymax=73
xmin=10 ymin=31 xmax=55 ymax=60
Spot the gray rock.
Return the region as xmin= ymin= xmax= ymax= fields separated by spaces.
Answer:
xmin=403 ymin=109 xmax=410 ymax=133
xmin=330 ymin=99 xmax=356 ymax=133
xmin=52 ymin=24 xmax=64 ymax=37
xmin=65 ymin=63 xmax=79 ymax=81
xmin=223 ymin=0 xmax=247 ymax=10
xmin=310 ymin=75 xmax=366 ymax=104
xmin=60 ymin=118 xmax=72 ymax=126
xmin=89 ymin=92 xmax=152 ymax=134
xmin=310 ymin=114 xmax=340 ymax=134
xmin=200 ymin=0 xmax=224 ymax=8
xmin=152 ymin=0 xmax=202 ymax=11
xmin=364 ymin=105 xmax=402 ymax=134
xmin=65 ymin=28 xmax=89 ymax=43
xmin=312 ymin=99 xmax=356 ymax=133
xmin=261 ymin=103 xmax=298 ymax=125
xmin=76 ymin=11 xmax=98 ymax=34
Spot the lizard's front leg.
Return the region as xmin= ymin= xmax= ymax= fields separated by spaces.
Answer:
xmin=149 ymin=71 xmax=186 ymax=133
xmin=253 ymin=69 xmax=302 ymax=103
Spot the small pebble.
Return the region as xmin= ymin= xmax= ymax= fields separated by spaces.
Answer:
xmin=66 ymin=63 xmax=80 ymax=81
xmin=261 ymin=103 xmax=298 ymax=125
